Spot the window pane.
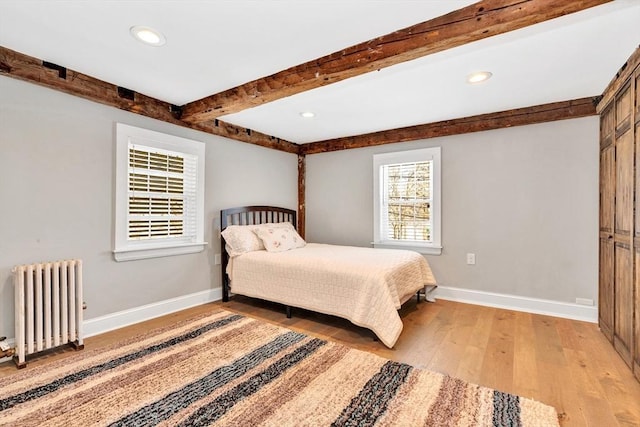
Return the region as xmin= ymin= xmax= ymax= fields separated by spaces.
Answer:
xmin=127 ymin=144 xmax=187 ymax=240
xmin=383 ymin=160 xmax=432 ymax=243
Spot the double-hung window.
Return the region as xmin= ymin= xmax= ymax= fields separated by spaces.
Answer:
xmin=373 ymin=147 xmax=441 ymax=255
xmin=114 ymin=123 xmax=206 ymax=261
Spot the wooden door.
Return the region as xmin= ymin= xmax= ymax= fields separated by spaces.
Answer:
xmin=635 ymin=72 xmax=640 ymax=380
xmin=600 ymin=104 xmax=615 ymax=341
xmin=614 ymin=81 xmax=634 ymax=367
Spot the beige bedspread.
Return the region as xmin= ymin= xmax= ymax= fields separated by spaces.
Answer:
xmin=228 ymin=243 xmax=436 ymax=347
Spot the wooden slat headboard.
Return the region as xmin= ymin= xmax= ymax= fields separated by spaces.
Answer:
xmin=220 ymin=206 xmax=297 ymax=302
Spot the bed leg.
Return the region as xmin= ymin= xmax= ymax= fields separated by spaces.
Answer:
xmin=424 ymin=285 xmax=438 ymax=303
xmin=416 ymin=291 xmax=421 ymax=304
xmin=286 ymin=306 xmax=292 ymax=319
xmin=222 ymin=276 xmax=230 ymax=302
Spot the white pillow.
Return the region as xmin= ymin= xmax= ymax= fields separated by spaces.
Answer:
xmin=252 ymin=222 xmax=295 ymax=231
xmin=221 ymin=225 xmax=264 ymax=257
xmin=221 ymin=222 xmax=297 ymax=257
xmin=254 ymin=226 xmax=306 ymax=253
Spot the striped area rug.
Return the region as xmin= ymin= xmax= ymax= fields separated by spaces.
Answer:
xmin=0 ymin=310 xmax=558 ymax=426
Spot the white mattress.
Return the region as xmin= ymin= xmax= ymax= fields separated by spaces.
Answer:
xmin=228 ymin=243 xmax=436 ymax=347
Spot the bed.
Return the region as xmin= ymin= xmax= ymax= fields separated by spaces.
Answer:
xmin=220 ymin=205 xmax=437 ymax=348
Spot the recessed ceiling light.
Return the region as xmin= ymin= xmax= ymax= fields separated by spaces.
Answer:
xmin=130 ymin=26 xmax=166 ymax=47
xmin=299 ymin=112 xmax=315 ymax=118
xmin=467 ymin=71 xmax=492 ymax=84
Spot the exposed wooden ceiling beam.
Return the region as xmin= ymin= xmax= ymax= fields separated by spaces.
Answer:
xmin=180 ymin=0 xmax=611 ymax=124
xmin=0 ymin=42 xmax=599 ymax=155
xmin=300 ymin=97 xmax=598 ymax=155
xmin=0 ymin=46 xmax=299 ymax=154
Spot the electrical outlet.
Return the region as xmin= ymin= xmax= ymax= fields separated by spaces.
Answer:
xmin=466 ymin=253 xmax=476 ymax=265
xmin=214 ymin=254 xmax=221 ymax=265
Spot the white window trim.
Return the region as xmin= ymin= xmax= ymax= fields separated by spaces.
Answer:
xmin=114 ymin=123 xmax=207 ymax=261
xmin=373 ymin=147 xmax=442 ymax=255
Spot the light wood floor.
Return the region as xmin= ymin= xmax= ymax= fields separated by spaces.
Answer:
xmin=2 ymin=297 xmax=639 ymax=426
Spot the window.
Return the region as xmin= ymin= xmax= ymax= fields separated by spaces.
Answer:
xmin=373 ymin=147 xmax=441 ymax=255
xmin=114 ymin=123 xmax=206 ymax=261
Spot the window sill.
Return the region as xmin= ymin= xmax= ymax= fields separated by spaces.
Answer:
xmin=372 ymin=242 xmax=442 ymax=255
xmin=113 ymin=242 xmax=207 ymax=262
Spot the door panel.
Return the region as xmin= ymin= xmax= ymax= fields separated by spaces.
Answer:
xmin=616 ymin=82 xmax=632 ymax=134
xmin=615 ymin=244 xmax=634 ymax=367
xmin=613 ymin=81 xmax=635 ymax=368
xmin=615 ymin=129 xmax=633 ymax=238
xmin=600 ymin=235 xmax=615 ymax=340
xmin=635 ymin=120 xmax=640 ymax=378
xmin=634 ymin=247 xmax=640 ymax=379
xmin=600 ymin=106 xmax=616 ymax=341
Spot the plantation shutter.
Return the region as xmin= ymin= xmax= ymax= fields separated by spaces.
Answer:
xmin=381 ymin=160 xmax=432 ymax=242
xmin=127 ymin=144 xmax=197 ymax=241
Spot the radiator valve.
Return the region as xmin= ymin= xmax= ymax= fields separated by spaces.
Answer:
xmin=0 ymin=337 xmax=15 ymax=358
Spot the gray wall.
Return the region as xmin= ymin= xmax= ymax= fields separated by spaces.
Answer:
xmin=0 ymin=77 xmax=298 ymax=338
xmin=0 ymin=73 xmax=600 ymax=339
xmin=305 ymin=117 xmax=599 ymax=304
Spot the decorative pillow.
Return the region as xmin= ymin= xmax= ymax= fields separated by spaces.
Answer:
xmin=221 ymin=225 xmax=264 ymax=257
xmin=254 ymin=226 xmax=306 ymax=253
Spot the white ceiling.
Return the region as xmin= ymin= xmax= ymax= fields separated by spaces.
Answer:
xmin=1 ymin=1 xmax=639 ymax=144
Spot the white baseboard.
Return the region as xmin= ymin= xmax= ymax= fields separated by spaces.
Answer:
xmin=435 ymin=286 xmax=598 ymax=323
xmin=1 ymin=288 xmax=222 ymax=365
xmin=1 ymin=286 xmax=595 ymax=365
xmin=83 ymin=288 xmax=222 ymax=338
